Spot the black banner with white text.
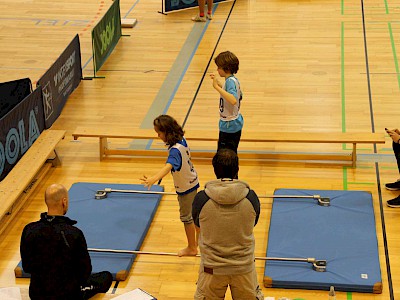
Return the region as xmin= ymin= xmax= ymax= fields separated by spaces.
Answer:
xmin=0 ymin=87 xmax=45 ymax=181
xmin=37 ymin=34 xmax=82 ymax=129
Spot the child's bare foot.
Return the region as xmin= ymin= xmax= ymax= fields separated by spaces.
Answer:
xmin=178 ymin=247 xmax=198 ymax=257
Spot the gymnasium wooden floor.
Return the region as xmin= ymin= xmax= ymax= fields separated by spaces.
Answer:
xmin=1 ymin=0 xmax=400 ymax=299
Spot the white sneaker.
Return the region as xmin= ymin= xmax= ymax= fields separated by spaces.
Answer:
xmin=191 ymin=14 xmax=206 ymax=22
xmin=206 ymin=13 xmax=212 ymax=20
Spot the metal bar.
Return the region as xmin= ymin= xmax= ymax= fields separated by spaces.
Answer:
xmin=258 ymin=195 xmax=320 ymax=199
xmin=88 ymin=247 xmax=314 ymax=263
xmin=95 ymin=188 xmax=330 ymax=206
xmin=90 ymin=247 xmax=197 ymax=257
xmin=98 ymin=188 xmax=321 ymax=199
xmin=104 ymin=188 xmax=176 ymax=196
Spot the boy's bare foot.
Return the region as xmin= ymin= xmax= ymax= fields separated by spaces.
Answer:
xmin=178 ymin=247 xmax=198 ymax=257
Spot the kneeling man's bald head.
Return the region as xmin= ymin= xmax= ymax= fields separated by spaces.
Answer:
xmin=45 ymin=184 xmax=68 ymax=215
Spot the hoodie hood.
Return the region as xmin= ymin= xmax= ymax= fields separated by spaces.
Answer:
xmin=204 ymin=179 xmax=250 ymax=205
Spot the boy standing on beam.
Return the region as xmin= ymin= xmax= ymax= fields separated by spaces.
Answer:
xmin=210 ymin=51 xmax=243 ymax=154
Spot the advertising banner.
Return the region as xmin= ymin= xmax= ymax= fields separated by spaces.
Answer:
xmin=163 ymin=0 xmax=227 ymax=13
xmin=0 ymin=87 xmax=45 ymax=181
xmin=0 ymin=78 xmax=32 ymax=119
xmin=37 ymin=34 xmax=82 ymax=129
xmin=92 ymin=0 xmax=122 ymax=74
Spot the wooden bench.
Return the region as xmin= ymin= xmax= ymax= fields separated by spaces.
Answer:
xmin=0 ymin=129 xmax=66 ymax=236
xmin=72 ymin=127 xmax=385 ymax=167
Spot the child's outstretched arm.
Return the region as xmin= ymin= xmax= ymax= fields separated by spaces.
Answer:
xmin=140 ymin=163 xmax=173 ymax=190
xmin=210 ymin=73 xmax=237 ymax=105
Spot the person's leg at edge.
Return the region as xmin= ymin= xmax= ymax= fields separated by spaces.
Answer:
xmin=394 ymin=141 xmax=400 ymax=178
xmin=218 ymin=131 xmax=237 ymax=153
xmin=232 ymin=130 xmax=242 ymax=154
xmin=178 ymin=190 xmax=198 ymax=256
xmin=218 ymin=131 xmax=240 ymax=179
xmin=206 ymin=0 xmax=213 ymax=19
xmin=386 ymin=141 xmax=400 ymax=207
xmin=192 ymin=0 xmax=207 ymax=21
xmin=386 ymin=141 xmax=400 ymax=190
xmin=198 ymin=0 xmax=205 ymax=15
xmin=179 ymin=222 xmax=198 ymax=256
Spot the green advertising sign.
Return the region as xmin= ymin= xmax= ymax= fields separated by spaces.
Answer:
xmin=92 ymin=0 xmax=122 ymax=74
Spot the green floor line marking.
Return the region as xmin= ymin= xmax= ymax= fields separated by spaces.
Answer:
xmin=341 ymin=21 xmax=346 ymax=153
xmin=385 ymin=0 xmax=389 ymax=14
xmin=341 ymin=0 xmax=344 ymax=15
xmin=341 ymin=21 xmax=345 ymax=133
xmin=341 ymin=22 xmax=349 ymax=192
xmin=388 ymin=22 xmax=400 ymax=89
xmin=347 ymin=292 xmax=353 ymax=300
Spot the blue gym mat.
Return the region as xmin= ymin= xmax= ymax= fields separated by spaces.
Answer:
xmin=264 ymin=188 xmax=382 ymax=293
xmin=15 ymin=182 xmax=163 ymax=281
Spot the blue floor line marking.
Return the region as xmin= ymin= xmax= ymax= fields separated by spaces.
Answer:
xmin=160 ymin=4 xmax=218 ymax=117
xmin=139 ymin=10 xmax=216 ymax=130
xmin=182 ymin=2 xmax=233 ymax=128
xmin=124 ymin=0 xmax=141 ymax=18
xmin=161 ymin=24 xmax=209 ymax=116
xmin=82 ymin=56 xmax=93 ymax=71
xmin=130 ymin=5 xmax=219 ymax=151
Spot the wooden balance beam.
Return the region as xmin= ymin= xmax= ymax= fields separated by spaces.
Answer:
xmin=72 ymin=127 xmax=385 ymax=167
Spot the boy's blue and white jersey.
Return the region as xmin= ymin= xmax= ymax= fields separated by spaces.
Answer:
xmin=167 ymin=138 xmax=199 ymax=194
xmin=219 ymin=76 xmax=243 ymax=133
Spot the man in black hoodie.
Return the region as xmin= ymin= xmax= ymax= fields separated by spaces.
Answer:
xmin=192 ymin=149 xmax=264 ymax=299
xmin=20 ymin=183 xmax=112 ymax=300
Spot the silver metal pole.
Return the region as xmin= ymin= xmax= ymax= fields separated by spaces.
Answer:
xmin=95 ymin=188 xmax=326 ymax=201
xmin=87 ymin=247 xmax=327 ymax=272
xmin=104 ymin=188 xmax=176 ymax=195
xmin=95 ymin=188 xmax=330 ymax=206
xmin=88 ymin=247 xmax=318 ymax=263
